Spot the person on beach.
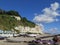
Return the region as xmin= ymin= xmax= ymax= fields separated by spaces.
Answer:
xmin=52 ymin=35 xmax=59 ymax=45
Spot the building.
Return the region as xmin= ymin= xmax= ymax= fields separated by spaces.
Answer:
xmin=0 ymin=30 xmax=13 ymax=37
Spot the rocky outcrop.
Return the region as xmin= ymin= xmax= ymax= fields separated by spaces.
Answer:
xmin=15 ymin=25 xmax=43 ymax=34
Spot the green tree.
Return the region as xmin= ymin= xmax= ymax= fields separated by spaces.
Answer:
xmin=0 ymin=9 xmax=6 ymax=14
xmin=6 ymin=10 xmax=21 ymax=17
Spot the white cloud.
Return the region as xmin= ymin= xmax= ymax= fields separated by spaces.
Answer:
xmin=34 ymin=13 xmax=38 ymax=16
xmin=33 ymin=2 xmax=60 ymax=23
xmin=44 ymin=28 xmax=58 ymax=34
xmin=36 ymin=23 xmax=44 ymax=31
xmin=51 ymin=2 xmax=59 ymax=11
xmin=39 ymin=24 xmax=44 ymax=31
xmin=33 ymin=15 xmax=56 ymax=23
xmin=49 ymin=28 xmax=58 ymax=34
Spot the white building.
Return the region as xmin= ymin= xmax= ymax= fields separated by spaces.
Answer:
xmin=0 ymin=30 xmax=13 ymax=37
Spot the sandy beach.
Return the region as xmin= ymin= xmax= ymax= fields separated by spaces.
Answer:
xmin=0 ymin=37 xmax=35 ymax=45
xmin=0 ymin=40 xmax=28 ymax=45
xmin=0 ymin=36 xmax=60 ymax=45
xmin=0 ymin=37 xmax=50 ymax=45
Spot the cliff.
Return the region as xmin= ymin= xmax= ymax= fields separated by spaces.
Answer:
xmin=0 ymin=9 xmax=43 ymax=34
xmin=0 ymin=9 xmax=35 ymax=32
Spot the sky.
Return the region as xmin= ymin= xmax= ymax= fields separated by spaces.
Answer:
xmin=0 ymin=0 xmax=60 ymax=34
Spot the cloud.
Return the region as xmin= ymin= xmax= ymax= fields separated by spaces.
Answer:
xmin=44 ymin=27 xmax=58 ymax=34
xmin=50 ymin=28 xmax=58 ymax=32
xmin=51 ymin=2 xmax=59 ymax=11
xmin=36 ymin=23 xmax=44 ymax=31
xmin=33 ymin=2 xmax=60 ymax=23
xmin=49 ymin=28 xmax=59 ymax=34
xmin=34 ymin=13 xmax=38 ymax=16
xmin=33 ymin=15 xmax=58 ymax=23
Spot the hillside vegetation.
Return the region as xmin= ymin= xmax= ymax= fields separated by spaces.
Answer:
xmin=0 ymin=9 xmax=35 ymax=32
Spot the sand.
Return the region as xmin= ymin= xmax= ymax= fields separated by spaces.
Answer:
xmin=0 ymin=37 xmax=35 ymax=45
xmin=0 ymin=36 xmax=60 ymax=45
xmin=0 ymin=40 xmax=28 ymax=45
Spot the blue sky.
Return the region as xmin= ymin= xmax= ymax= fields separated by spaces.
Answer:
xmin=0 ymin=0 xmax=60 ymax=34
